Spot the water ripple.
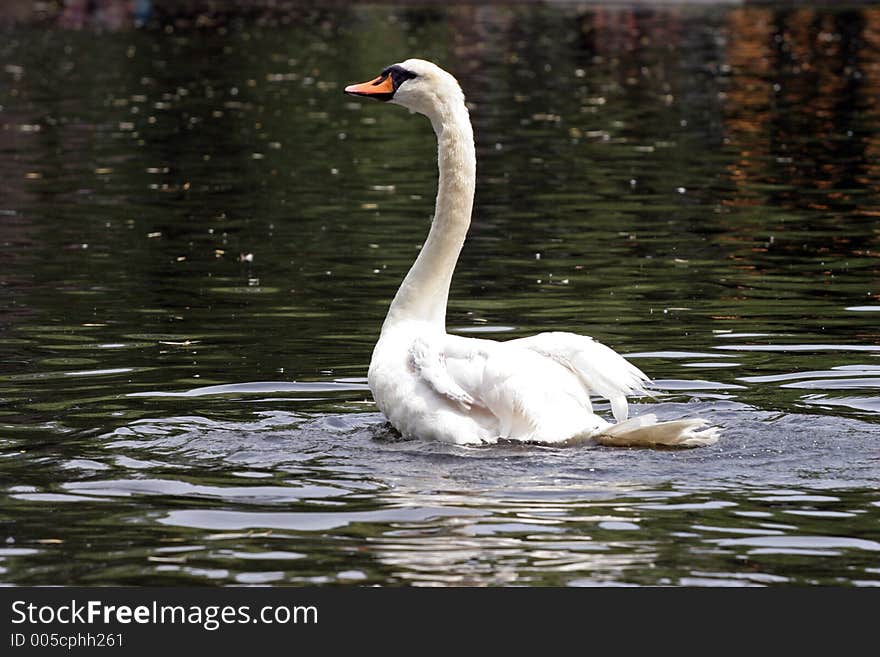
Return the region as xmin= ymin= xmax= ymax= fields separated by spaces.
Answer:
xmin=127 ymin=380 xmax=370 ymax=398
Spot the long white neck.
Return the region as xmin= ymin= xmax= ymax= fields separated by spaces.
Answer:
xmin=382 ymin=97 xmax=475 ymax=332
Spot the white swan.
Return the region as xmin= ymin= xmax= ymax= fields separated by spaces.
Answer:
xmin=345 ymin=59 xmax=719 ymax=447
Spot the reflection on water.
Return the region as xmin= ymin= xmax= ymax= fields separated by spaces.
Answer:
xmin=1 ymin=3 xmax=879 ymax=586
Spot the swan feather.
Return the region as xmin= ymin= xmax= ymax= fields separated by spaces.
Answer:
xmin=409 ymin=336 xmax=480 ymax=412
xmin=510 ymin=331 xmax=650 ymax=423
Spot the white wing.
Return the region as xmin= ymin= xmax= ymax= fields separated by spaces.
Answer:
xmin=509 ymin=331 xmax=649 ymax=423
xmin=440 ymin=333 xmax=600 ymax=441
xmin=404 ymin=331 xmax=649 ymax=441
xmin=409 ymin=336 xmax=480 ymax=411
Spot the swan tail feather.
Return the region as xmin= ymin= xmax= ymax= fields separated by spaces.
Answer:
xmin=596 ymin=414 xmax=720 ymax=448
xmin=609 ymin=396 xmax=629 ymax=424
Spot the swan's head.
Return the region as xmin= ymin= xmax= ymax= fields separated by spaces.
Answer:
xmin=344 ymin=59 xmax=463 ymax=118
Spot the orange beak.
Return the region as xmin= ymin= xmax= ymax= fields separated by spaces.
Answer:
xmin=344 ymin=74 xmax=395 ymax=100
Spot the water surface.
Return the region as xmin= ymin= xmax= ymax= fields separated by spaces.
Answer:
xmin=1 ymin=3 xmax=879 ymax=586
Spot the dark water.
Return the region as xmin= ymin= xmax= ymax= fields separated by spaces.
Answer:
xmin=1 ymin=3 xmax=879 ymax=586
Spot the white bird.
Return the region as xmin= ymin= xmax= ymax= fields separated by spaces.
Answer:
xmin=345 ymin=59 xmax=719 ymax=448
